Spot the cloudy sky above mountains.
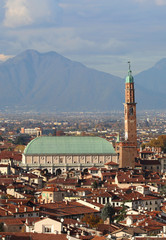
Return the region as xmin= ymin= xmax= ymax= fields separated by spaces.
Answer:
xmin=0 ymin=0 xmax=166 ymax=76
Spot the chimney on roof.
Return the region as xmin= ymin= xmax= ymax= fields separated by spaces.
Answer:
xmin=33 ymin=206 xmax=36 ymax=211
xmin=76 ymin=233 xmax=79 ymax=238
xmin=15 ymin=207 xmax=19 ymax=213
xmin=24 ymin=207 xmax=27 ymax=212
xmin=163 ymin=226 xmax=166 ymax=234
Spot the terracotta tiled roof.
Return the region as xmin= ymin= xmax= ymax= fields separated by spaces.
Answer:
xmin=91 ymin=236 xmax=106 ymax=240
xmin=140 ymin=160 xmax=160 ymax=165
xmin=39 ymin=201 xmax=99 ymax=217
xmin=0 ymin=151 xmax=22 ymax=161
xmin=104 ymin=161 xmax=118 ymax=166
xmin=0 ymin=233 xmax=67 ymax=240
xmin=97 ymin=223 xmax=120 ymax=233
xmin=0 ymin=218 xmax=24 ymax=225
xmin=89 ymin=167 xmax=98 ymax=171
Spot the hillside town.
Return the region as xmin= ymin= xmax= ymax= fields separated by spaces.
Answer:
xmin=0 ymin=68 xmax=165 ymax=240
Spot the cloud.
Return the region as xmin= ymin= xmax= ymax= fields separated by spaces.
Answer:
xmin=3 ymin=0 xmax=62 ymax=28
xmin=155 ymin=0 xmax=166 ymax=5
xmin=0 ymin=54 xmax=13 ymax=61
xmin=4 ymin=27 xmax=96 ymax=55
xmin=135 ymin=0 xmax=166 ymax=5
xmin=3 ymin=0 xmax=32 ymax=27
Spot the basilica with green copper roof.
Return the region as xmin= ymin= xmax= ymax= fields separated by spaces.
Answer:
xmin=22 ymin=136 xmax=117 ymax=174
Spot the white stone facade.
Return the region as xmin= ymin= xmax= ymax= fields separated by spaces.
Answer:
xmin=21 ymin=154 xmax=117 ymax=174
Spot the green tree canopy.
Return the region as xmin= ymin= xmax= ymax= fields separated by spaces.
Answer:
xmin=0 ymin=222 xmax=4 ymax=232
xmin=81 ymin=213 xmax=103 ymax=228
xmin=92 ymin=181 xmax=98 ymax=189
xmin=14 ymin=134 xmax=31 ymax=145
xmin=148 ymin=135 xmax=166 ymax=152
xmin=101 ymin=203 xmax=115 ymax=223
xmin=115 ymin=203 xmax=128 ymax=223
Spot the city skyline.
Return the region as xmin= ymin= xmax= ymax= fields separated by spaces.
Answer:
xmin=0 ymin=0 xmax=166 ymax=77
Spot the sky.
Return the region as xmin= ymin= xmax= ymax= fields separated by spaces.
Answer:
xmin=0 ymin=0 xmax=166 ymax=77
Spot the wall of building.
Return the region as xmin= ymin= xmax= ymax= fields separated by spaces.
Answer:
xmin=21 ymin=154 xmax=118 ymax=173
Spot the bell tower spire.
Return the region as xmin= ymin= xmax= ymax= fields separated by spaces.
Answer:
xmin=124 ymin=62 xmax=137 ymax=144
xmin=116 ymin=62 xmax=137 ymax=169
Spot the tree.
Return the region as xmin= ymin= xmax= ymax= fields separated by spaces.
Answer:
xmin=148 ymin=135 xmax=166 ymax=152
xmin=0 ymin=195 xmax=8 ymax=199
xmin=92 ymin=181 xmax=98 ymax=189
xmin=115 ymin=203 xmax=128 ymax=223
xmin=81 ymin=213 xmax=103 ymax=228
xmin=101 ymin=203 xmax=115 ymax=223
xmin=160 ymin=185 xmax=166 ymax=196
xmin=14 ymin=134 xmax=31 ymax=145
xmin=0 ymin=222 xmax=4 ymax=232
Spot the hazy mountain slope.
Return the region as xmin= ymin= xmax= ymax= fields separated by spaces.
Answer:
xmin=134 ymin=58 xmax=166 ymax=109
xmin=0 ymin=50 xmax=124 ymax=112
xmin=0 ymin=49 xmax=166 ymax=112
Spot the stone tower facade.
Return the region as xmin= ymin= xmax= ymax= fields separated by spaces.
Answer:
xmin=116 ymin=63 xmax=137 ymax=168
xmin=124 ymin=63 xmax=137 ymax=145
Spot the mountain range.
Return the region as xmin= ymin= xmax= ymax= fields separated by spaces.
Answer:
xmin=0 ymin=49 xmax=165 ymax=112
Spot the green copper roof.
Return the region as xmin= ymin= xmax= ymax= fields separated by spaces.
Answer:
xmin=126 ymin=70 xmax=134 ymax=83
xmin=126 ymin=62 xmax=134 ymax=83
xmin=24 ymin=136 xmax=116 ymax=155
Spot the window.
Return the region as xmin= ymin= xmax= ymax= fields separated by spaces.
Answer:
xmin=44 ymin=226 xmax=52 ymax=233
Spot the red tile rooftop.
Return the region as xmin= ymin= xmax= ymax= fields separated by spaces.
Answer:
xmin=38 ymin=201 xmax=99 ymax=217
xmin=140 ymin=150 xmax=154 ymax=153
xmin=42 ymin=187 xmax=61 ymax=192
xmin=0 ymin=233 xmax=67 ymax=240
xmin=0 ymin=218 xmax=23 ymax=225
xmin=104 ymin=161 xmax=118 ymax=165
xmin=88 ymin=167 xmax=98 ymax=171
xmin=91 ymin=236 xmax=106 ymax=240
xmin=0 ymin=151 xmax=22 ymax=161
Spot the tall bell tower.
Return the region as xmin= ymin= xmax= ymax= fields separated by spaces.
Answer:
xmin=116 ymin=62 xmax=137 ymax=168
xmin=124 ymin=62 xmax=137 ymax=145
